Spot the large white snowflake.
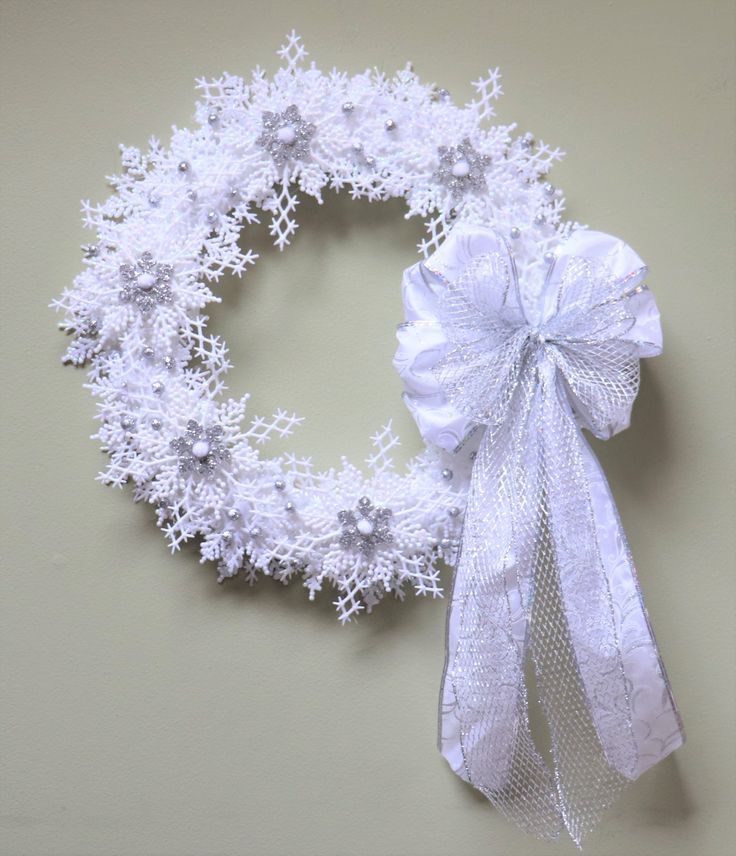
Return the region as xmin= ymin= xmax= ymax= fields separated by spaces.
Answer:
xmin=53 ymin=33 xmax=570 ymax=620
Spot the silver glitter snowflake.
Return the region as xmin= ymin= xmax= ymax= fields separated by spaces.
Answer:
xmin=338 ymin=496 xmax=394 ymax=558
xmin=434 ymin=138 xmax=492 ymax=197
xmin=170 ymin=420 xmax=231 ymax=476
xmin=256 ymin=104 xmax=315 ymax=167
xmin=119 ymin=252 xmax=174 ymax=313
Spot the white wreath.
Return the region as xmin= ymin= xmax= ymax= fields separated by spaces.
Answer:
xmin=53 ymin=32 xmax=572 ymax=621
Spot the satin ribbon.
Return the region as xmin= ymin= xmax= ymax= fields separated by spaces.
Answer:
xmin=394 ymin=226 xmax=684 ymax=844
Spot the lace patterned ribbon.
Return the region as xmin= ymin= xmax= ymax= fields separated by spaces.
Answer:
xmin=394 ymin=226 xmax=684 ymax=844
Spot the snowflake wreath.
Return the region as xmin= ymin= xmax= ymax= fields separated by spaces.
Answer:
xmin=53 ymin=32 xmax=570 ymax=622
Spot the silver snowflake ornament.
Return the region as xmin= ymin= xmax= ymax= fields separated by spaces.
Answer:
xmin=170 ymin=420 xmax=231 ymax=476
xmin=119 ymin=252 xmax=174 ymax=313
xmin=257 ymin=104 xmax=315 ymax=167
xmin=434 ymin=138 xmax=491 ymax=197
xmin=338 ymin=496 xmax=393 ymax=558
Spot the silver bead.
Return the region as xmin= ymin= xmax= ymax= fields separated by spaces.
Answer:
xmin=440 ymin=538 xmax=452 ymax=548
xmin=449 ymin=506 xmax=461 ymax=518
xmin=206 ymin=210 xmax=218 ymax=224
xmin=227 ymin=508 xmax=240 ymax=520
xmin=152 ymin=381 xmax=164 ymax=395
xmin=342 ymin=101 xmax=355 ymax=114
xmin=510 ymin=226 xmax=521 ymax=240
xmin=162 ymin=356 xmax=174 ymax=370
xmin=351 ymin=141 xmax=363 ymax=153
xmin=207 ymin=112 xmax=219 ymax=125
xmin=250 ymin=526 xmax=262 ymax=538
xmin=520 ymin=133 xmax=534 ymax=150
xmin=441 ymin=468 xmax=454 ymax=481
xmin=151 ymin=418 xmax=162 ymax=431
xmin=121 ymin=416 xmax=135 ymax=430
xmin=544 ymin=251 xmax=556 ymax=265
xmin=186 ymin=188 xmax=198 ymax=201
xmin=148 ymin=192 xmax=160 ymax=207
xmin=221 ymin=531 xmax=233 ymax=544
xmin=543 ymin=182 xmax=555 ymax=196
xmin=358 ymin=496 xmax=371 ymax=508
xmin=142 ymin=346 xmax=155 ymax=359
xmin=384 ymin=118 xmax=397 ymax=131
xmin=364 ymin=155 xmax=375 ymax=167
xmin=285 ymin=501 xmax=295 ymax=512
xmin=274 ymin=479 xmax=286 ymax=491
xmin=229 ymin=187 xmax=240 ymax=199
xmin=178 ymin=160 xmax=190 ymax=172
xmin=438 ymin=88 xmax=451 ymax=101
xmin=533 ymin=213 xmax=546 ymax=226
xmin=82 ymin=244 xmax=99 ymax=259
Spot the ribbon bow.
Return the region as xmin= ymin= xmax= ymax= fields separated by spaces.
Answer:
xmin=394 ymin=226 xmax=684 ymax=845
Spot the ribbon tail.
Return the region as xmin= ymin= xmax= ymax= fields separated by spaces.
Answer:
xmin=576 ymin=435 xmax=686 ymax=776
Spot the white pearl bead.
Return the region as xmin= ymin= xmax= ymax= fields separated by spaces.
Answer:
xmin=277 ymin=125 xmax=296 ymax=145
xmin=137 ymin=273 xmax=156 ymax=290
xmin=451 ymin=159 xmax=470 ymax=178
xmin=357 ymin=519 xmax=374 ymax=536
xmin=192 ymin=439 xmax=210 ymax=458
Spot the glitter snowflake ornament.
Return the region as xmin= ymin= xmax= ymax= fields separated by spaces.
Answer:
xmin=338 ymin=497 xmax=394 ymax=557
xmin=119 ymin=252 xmax=174 ymax=313
xmin=53 ymin=32 xmax=568 ymax=621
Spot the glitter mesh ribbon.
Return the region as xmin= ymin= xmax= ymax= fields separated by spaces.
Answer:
xmin=395 ymin=226 xmax=684 ymax=845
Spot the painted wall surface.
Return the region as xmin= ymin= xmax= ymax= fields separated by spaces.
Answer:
xmin=1 ymin=2 xmax=734 ymax=854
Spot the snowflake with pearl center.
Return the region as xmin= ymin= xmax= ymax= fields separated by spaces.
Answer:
xmin=434 ymin=138 xmax=491 ymax=197
xmin=338 ymin=497 xmax=393 ymax=557
xmin=119 ymin=252 xmax=174 ymax=313
xmin=170 ymin=420 xmax=231 ymax=476
xmin=53 ymin=32 xmax=567 ymax=621
xmin=257 ymin=104 xmax=315 ymax=167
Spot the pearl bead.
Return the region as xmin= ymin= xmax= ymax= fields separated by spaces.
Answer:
xmin=384 ymin=118 xmax=396 ymax=131
xmin=142 ymin=347 xmax=154 ymax=359
xmin=544 ymin=251 xmax=556 ymax=264
xmin=206 ymin=210 xmax=218 ymax=224
xmin=221 ymin=531 xmax=233 ymax=544
xmin=151 ymin=419 xmax=162 ymax=431
xmin=227 ymin=508 xmax=240 ymax=520
xmin=351 ymin=141 xmax=363 ymax=153
xmin=357 ymin=519 xmax=374 ymax=536
xmin=178 ymin=161 xmax=190 ymax=172
xmin=192 ymin=439 xmax=210 ymax=458
xmin=276 ymin=125 xmax=296 ymax=145
xmin=438 ymin=88 xmax=451 ymax=101
xmin=152 ymin=381 xmax=164 ymax=395
xmin=441 ymin=468 xmax=453 ymax=481
xmin=285 ymin=502 xmax=295 ymax=512
xmin=364 ymin=155 xmax=375 ymax=166
xmin=207 ymin=112 xmax=219 ymax=125
xmin=449 ymin=506 xmax=461 ymax=518
xmin=274 ymin=479 xmax=286 ymax=491
xmin=83 ymin=244 xmax=98 ymax=258
xmin=342 ymin=101 xmax=354 ymax=114
xmin=137 ymin=272 xmax=156 ymax=290
xmin=543 ymin=182 xmax=555 ymax=196
xmin=510 ymin=226 xmax=521 ymax=240
xmin=534 ymin=213 xmax=546 ymax=226
xmin=451 ymin=159 xmax=470 ymax=178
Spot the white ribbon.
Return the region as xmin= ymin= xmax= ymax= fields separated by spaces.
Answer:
xmin=394 ymin=226 xmax=684 ymax=844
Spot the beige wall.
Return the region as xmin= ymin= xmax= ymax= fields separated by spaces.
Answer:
xmin=1 ymin=1 xmax=734 ymax=854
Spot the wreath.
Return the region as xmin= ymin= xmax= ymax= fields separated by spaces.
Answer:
xmin=53 ymin=33 xmax=683 ymax=843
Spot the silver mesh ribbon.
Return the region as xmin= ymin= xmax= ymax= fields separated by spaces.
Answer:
xmin=420 ymin=233 xmax=684 ymax=845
